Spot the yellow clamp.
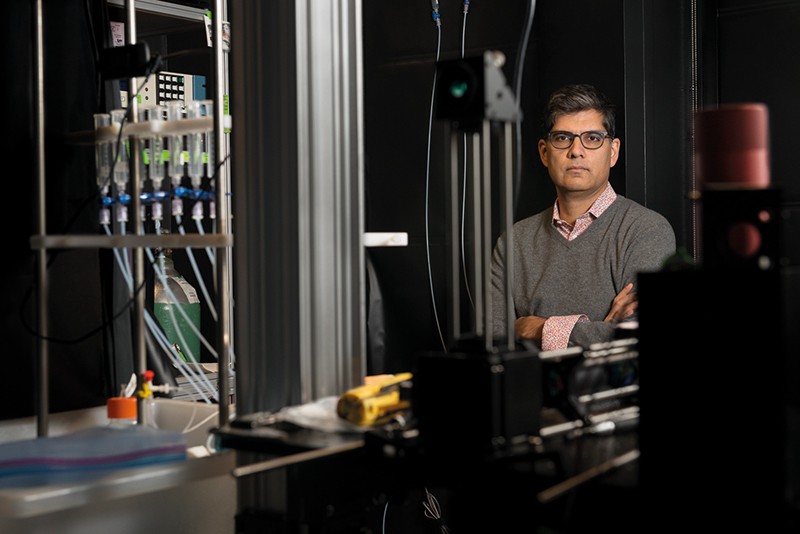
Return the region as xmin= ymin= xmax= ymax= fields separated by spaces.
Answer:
xmin=337 ymin=372 xmax=412 ymax=426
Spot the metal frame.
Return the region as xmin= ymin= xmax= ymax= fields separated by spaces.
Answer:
xmin=31 ymin=0 xmax=233 ymax=434
xmin=230 ymin=0 xmax=365 ymax=414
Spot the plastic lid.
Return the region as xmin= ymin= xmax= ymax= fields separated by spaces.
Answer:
xmin=107 ymin=396 xmax=137 ymax=419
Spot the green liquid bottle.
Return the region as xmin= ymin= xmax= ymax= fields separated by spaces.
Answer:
xmin=154 ymin=248 xmax=201 ymax=362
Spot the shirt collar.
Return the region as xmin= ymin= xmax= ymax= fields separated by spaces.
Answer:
xmin=552 ymin=182 xmax=617 ymax=223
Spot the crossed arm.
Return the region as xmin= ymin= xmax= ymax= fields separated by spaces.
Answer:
xmin=514 ymin=282 xmax=637 ymax=344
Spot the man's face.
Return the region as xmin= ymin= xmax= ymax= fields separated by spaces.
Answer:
xmin=537 ymin=109 xmax=620 ymax=197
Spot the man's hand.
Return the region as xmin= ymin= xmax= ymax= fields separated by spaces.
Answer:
xmin=515 ymin=315 xmax=547 ymax=342
xmin=604 ymin=282 xmax=637 ymax=322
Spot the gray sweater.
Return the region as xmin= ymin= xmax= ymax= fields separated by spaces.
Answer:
xmin=490 ymin=195 xmax=676 ymax=348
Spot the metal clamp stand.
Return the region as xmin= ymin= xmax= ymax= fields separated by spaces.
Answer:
xmin=446 ymin=120 xmax=516 ymax=351
xmin=413 ymin=51 xmax=541 ymax=459
xmin=436 ymin=50 xmax=522 ymax=351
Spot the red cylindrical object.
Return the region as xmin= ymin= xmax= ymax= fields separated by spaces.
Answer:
xmin=694 ymin=103 xmax=770 ymax=188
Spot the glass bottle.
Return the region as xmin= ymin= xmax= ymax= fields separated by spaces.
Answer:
xmin=153 ymin=245 xmax=202 ymax=362
xmin=107 ymin=396 xmax=137 ymax=427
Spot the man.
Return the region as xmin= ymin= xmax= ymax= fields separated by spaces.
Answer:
xmin=490 ymin=83 xmax=676 ymax=350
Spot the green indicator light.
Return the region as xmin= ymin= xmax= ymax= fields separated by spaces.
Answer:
xmin=449 ymin=81 xmax=468 ymax=99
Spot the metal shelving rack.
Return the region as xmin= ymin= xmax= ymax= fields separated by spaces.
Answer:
xmin=30 ymin=0 xmax=233 ymax=435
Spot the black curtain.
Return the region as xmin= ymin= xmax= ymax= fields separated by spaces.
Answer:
xmin=0 ymin=0 xmax=114 ymax=420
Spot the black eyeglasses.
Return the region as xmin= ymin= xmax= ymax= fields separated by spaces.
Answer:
xmin=546 ymin=130 xmax=612 ymax=150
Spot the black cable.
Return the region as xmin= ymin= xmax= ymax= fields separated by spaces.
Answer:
xmin=19 ymin=257 xmax=153 ymax=345
xmin=512 ymin=0 xmax=537 ymax=219
xmin=424 ymin=2 xmax=447 ymax=353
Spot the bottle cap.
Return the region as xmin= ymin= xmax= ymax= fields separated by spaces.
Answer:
xmin=107 ymin=396 xmax=137 ymax=419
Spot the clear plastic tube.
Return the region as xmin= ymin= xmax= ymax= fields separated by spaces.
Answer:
xmin=166 ymin=100 xmax=185 ymax=188
xmin=185 ymin=100 xmax=204 ymax=190
xmin=178 ymin=214 xmax=218 ymax=322
xmin=93 ymin=113 xmax=112 ymax=196
xmin=139 ymin=105 xmax=166 ymax=193
xmin=110 ymin=108 xmax=129 ymax=194
xmin=201 ymin=99 xmax=215 ymax=182
xmin=151 ymin=199 xmax=164 ymax=223
xmin=191 ymin=199 xmax=204 ymax=223
xmin=116 ymin=204 xmax=128 ymax=225
xmin=103 ymin=221 xmax=216 ymax=403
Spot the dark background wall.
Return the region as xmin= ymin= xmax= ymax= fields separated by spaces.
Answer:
xmin=0 ymin=0 xmax=109 ymax=420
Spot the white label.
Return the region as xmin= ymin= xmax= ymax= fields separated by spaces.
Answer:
xmin=174 ymin=277 xmax=200 ymax=304
xmin=110 ymin=21 xmax=125 ymax=47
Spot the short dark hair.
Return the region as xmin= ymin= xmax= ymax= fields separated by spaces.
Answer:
xmin=542 ymin=83 xmax=616 ymax=138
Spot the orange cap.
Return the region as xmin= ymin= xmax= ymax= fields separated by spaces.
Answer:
xmin=107 ymin=396 xmax=137 ymax=419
